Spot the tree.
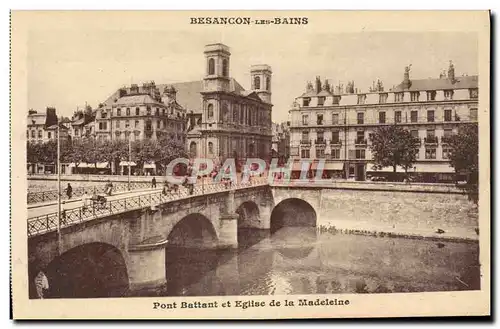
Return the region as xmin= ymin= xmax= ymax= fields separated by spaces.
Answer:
xmin=369 ymin=125 xmax=420 ymax=176
xmin=131 ymin=139 xmax=160 ymax=173
xmin=157 ymin=137 xmax=187 ymax=174
xmin=100 ymin=139 xmax=128 ymax=174
xmin=447 ymin=123 xmax=479 ymax=204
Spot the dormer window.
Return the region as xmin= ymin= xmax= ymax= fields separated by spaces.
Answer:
xmin=303 ymin=98 xmax=311 ymax=107
xmin=379 ymin=93 xmax=388 ymax=104
xmin=469 ymin=88 xmax=478 ymax=99
xmin=410 ymin=91 xmax=420 ymax=102
xmin=357 ymin=94 xmax=366 ymax=105
xmin=116 ymin=108 xmax=121 ymax=116
xmin=444 ymin=90 xmax=454 ymax=100
xmin=101 ymin=111 xmax=107 ymax=119
xmin=317 ymin=97 xmax=325 ymax=106
xmin=426 ymin=91 xmax=436 ymax=101
xmin=395 ymin=92 xmax=404 ymax=102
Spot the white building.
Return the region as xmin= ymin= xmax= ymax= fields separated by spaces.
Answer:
xmin=289 ymin=62 xmax=478 ymax=182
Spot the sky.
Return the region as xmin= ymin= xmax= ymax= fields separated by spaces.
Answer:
xmin=26 ymin=15 xmax=478 ymax=123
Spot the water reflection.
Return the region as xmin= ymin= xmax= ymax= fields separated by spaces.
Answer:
xmin=152 ymin=227 xmax=480 ymax=297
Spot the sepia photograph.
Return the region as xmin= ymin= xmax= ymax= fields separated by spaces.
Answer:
xmin=10 ymin=10 xmax=490 ymax=319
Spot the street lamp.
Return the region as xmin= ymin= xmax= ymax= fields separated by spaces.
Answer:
xmin=56 ymin=118 xmax=62 ymax=255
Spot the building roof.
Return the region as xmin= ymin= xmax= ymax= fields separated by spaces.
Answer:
xmin=390 ymin=75 xmax=478 ymax=92
xmin=27 ymin=113 xmax=46 ymax=126
xmin=103 ymin=77 xmax=256 ymax=114
xmin=113 ymin=94 xmax=164 ymax=107
xmin=71 ymin=118 xmax=86 ymax=126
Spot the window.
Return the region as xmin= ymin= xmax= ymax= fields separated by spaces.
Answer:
xmin=316 ymin=148 xmax=325 ymax=158
xmin=357 ymin=112 xmax=364 ymax=124
xmin=395 ymin=92 xmax=404 ymax=102
xmin=75 ymin=130 xmax=79 ymax=137
xmin=48 ymin=132 xmax=52 ymax=139
xmin=378 ymin=111 xmax=386 ymax=124
xmin=116 ymin=120 xmax=120 ymax=128
xmin=266 ymin=77 xmax=271 ymax=91
xmin=469 ymin=88 xmax=478 ymax=99
xmin=332 ymin=113 xmax=339 ymax=125
xmin=101 ymin=111 xmax=107 ymax=119
xmin=302 ymin=115 xmax=309 ymax=125
xmin=379 ymin=93 xmax=388 ymax=104
xmin=426 ymin=91 xmax=436 ymax=101
xmin=254 ymin=76 xmax=261 ymax=89
xmin=303 ymin=98 xmax=310 ymax=106
xmin=146 ymin=106 xmax=151 ymax=115
xmin=99 ymin=122 xmax=107 ymax=130
xmin=31 ymin=130 xmax=35 ymax=138
xmin=222 ymin=59 xmax=228 ymax=77
xmin=208 ymin=142 xmax=214 ymax=154
xmin=136 ymin=107 xmax=140 ymax=116
xmin=443 ymin=128 xmax=453 ymax=137
xmin=207 ymin=104 xmax=214 ymax=118
xmin=410 ymin=111 xmax=418 ymax=123
xmin=426 ymin=129 xmax=435 ymax=138
xmin=442 ymin=147 xmax=453 ymax=159
xmin=135 ymin=120 xmax=139 ymax=128
xmin=444 ymin=90 xmax=454 ymax=100
xmin=425 ymin=148 xmax=437 ymax=159
xmin=470 ymin=108 xmax=478 ymax=121
xmin=157 ymin=120 xmax=160 ymax=128
xmin=117 ymin=108 xmax=121 ymax=116
xmin=301 ymin=149 xmax=310 ymax=159
xmin=233 ymin=106 xmax=239 ymax=123
xmin=301 ymin=131 xmax=309 ymax=142
xmin=410 ymin=129 xmax=419 ymax=138
xmin=356 ymin=131 xmax=365 ymax=144
xmin=155 ymin=108 xmax=159 ymax=116
xmin=444 ymin=109 xmax=452 ymax=122
xmin=125 ymin=120 xmax=130 ymax=128
xmin=317 ymin=114 xmax=324 ymax=125
xmin=127 ymin=108 xmax=132 ymax=116
xmin=38 ymin=130 xmax=42 ymax=138
xmin=331 ymin=148 xmax=341 ymax=159
xmin=331 ymin=131 xmax=340 ymax=144
xmin=357 ymin=94 xmax=366 ymax=105
xmin=162 ymin=109 xmax=166 ymax=116
xmin=427 ymin=110 xmax=435 ymax=122
xmin=410 ymin=92 xmax=420 ymax=102
xmin=395 ymin=111 xmax=402 ymax=123
xmin=355 ymin=149 xmax=365 ymax=159
xmin=317 ymin=97 xmax=325 ymax=106
xmin=208 ymin=58 xmax=215 ymax=75
xmin=316 ymin=131 xmax=324 ymax=143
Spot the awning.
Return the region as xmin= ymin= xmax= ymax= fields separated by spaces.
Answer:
xmin=413 ymin=163 xmax=455 ymax=173
xmin=291 ymin=161 xmax=312 ymax=172
xmin=68 ymin=162 xmax=109 ymax=169
xmin=367 ymin=165 xmax=411 ymax=173
xmin=143 ymin=163 xmax=156 ymax=169
xmin=324 ymin=162 xmax=344 ymax=170
xmin=119 ymin=161 xmax=137 ymax=166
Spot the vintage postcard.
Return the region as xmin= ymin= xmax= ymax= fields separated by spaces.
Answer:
xmin=10 ymin=10 xmax=490 ymax=319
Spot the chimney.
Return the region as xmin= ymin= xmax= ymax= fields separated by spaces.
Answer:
xmin=306 ymin=81 xmax=314 ymax=93
xmin=402 ymin=65 xmax=412 ymax=89
xmin=447 ymin=60 xmax=455 ymax=82
xmin=45 ymin=107 xmax=58 ymax=128
xmin=315 ymin=76 xmax=321 ymax=93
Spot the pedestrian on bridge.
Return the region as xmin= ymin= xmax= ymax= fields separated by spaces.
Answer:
xmin=65 ymin=183 xmax=73 ymax=199
xmin=152 ymin=177 xmax=157 ymax=189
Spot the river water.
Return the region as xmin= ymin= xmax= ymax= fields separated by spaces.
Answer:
xmin=131 ymin=227 xmax=480 ymax=297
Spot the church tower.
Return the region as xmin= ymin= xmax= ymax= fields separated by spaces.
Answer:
xmin=203 ymin=43 xmax=231 ymax=92
xmin=250 ymin=64 xmax=272 ymax=104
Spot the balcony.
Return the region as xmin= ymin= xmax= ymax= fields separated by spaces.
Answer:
xmin=315 ymin=139 xmax=326 ymax=145
xmin=300 ymin=139 xmax=311 ymax=146
xmin=424 ymin=136 xmax=438 ymax=145
xmin=441 ymin=136 xmax=453 ymax=144
xmin=355 ymin=139 xmax=367 ymax=146
xmin=330 ymin=139 xmax=342 ymax=146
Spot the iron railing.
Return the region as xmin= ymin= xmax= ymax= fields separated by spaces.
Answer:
xmin=27 ymin=178 xmax=268 ymax=237
xmin=27 ymin=182 xmax=152 ymax=204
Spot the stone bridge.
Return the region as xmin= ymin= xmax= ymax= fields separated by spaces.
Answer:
xmin=27 ymin=180 xmax=476 ymax=298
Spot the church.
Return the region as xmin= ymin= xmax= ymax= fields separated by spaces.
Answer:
xmin=185 ymin=43 xmax=273 ymax=165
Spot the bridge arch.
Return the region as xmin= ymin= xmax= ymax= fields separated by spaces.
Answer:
xmin=236 ymin=201 xmax=260 ymax=228
xmin=36 ymin=242 xmax=129 ymax=298
xmin=270 ymin=198 xmax=317 ymax=233
xmin=167 ymin=213 xmax=218 ymax=248
xmin=165 ymin=213 xmax=220 ymax=295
